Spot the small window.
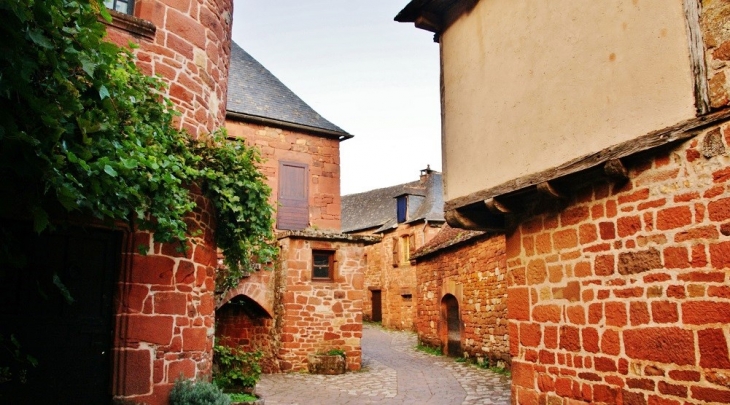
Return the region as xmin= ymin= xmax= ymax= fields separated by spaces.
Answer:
xmin=312 ymin=250 xmax=334 ymax=280
xmin=105 ymin=0 xmax=134 ymax=14
xmin=396 ymin=195 xmax=407 ymax=223
xmin=400 ymin=235 xmax=410 ymax=263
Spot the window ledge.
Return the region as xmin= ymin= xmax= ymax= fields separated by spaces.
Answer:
xmin=103 ymin=9 xmax=156 ymax=41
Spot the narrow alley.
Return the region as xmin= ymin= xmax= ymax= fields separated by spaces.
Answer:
xmin=257 ymin=324 xmax=511 ymax=405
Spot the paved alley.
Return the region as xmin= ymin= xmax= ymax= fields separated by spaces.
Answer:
xmin=257 ymin=324 xmax=511 ymax=405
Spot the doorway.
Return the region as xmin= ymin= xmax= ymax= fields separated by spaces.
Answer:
xmin=371 ymin=290 xmax=382 ymax=322
xmin=440 ymin=294 xmax=462 ymax=356
xmin=0 ymin=223 xmax=120 ymax=403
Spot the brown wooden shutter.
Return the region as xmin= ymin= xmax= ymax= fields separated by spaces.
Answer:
xmin=409 ymin=234 xmax=416 ymax=256
xmin=391 ymin=236 xmax=399 ymax=267
xmin=277 ymin=161 xmax=309 ymax=230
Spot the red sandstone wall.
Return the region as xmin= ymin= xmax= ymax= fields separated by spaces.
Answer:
xmin=114 ymin=189 xmax=218 ymax=403
xmin=226 ymin=121 xmax=342 ymax=231
xmin=215 ymin=304 xmax=279 ymax=373
xmin=361 ymin=223 xmax=441 ymax=330
xmin=416 ymin=234 xmax=509 ymax=365
xmin=277 ymin=236 xmax=366 ymax=371
xmin=507 ymin=123 xmax=730 ymax=404
xmin=103 ymin=2 xmax=232 ymax=403
xmin=106 ymin=0 xmax=232 ymax=137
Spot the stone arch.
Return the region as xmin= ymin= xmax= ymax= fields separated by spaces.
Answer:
xmin=440 ymin=293 xmax=463 ymax=357
xmin=216 ymin=270 xmax=274 ymax=318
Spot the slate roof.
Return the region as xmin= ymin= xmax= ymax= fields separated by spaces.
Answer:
xmin=411 ymin=223 xmax=486 ymax=260
xmin=341 ymin=171 xmax=445 ymax=233
xmin=226 ymin=42 xmax=351 ymax=139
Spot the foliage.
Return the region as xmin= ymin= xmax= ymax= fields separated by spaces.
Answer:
xmin=169 ymin=378 xmax=231 ymax=405
xmin=0 ymin=334 xmax=38 ymax=386
xmin=213 ymin=342 xmax=263 ymax=390
xmin=415 ymin=343 xmax=443 ymax=356
xmin=322 ymin=348 xmax=345 ymax=358
xmin=227 ymin=393 xmax=258 ymax=404
xmin=0 ymin=0 xmax=276 ymax=294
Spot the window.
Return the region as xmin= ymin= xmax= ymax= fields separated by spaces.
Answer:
xmin=277 ymin=161 xmax=309 ymax=230
xmin=104 ymin=0 xmax=134 ymax=14
xmin=401 ymin=235 xmax=410 ymax=263
xmin=396 ymin=195 xmax=407 ymax=223
xmin=312 ymin=250 xmax=334 ymax=280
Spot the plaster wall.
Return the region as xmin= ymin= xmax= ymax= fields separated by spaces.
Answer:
xmin=440 ymin=0 xmax=696 ymax=202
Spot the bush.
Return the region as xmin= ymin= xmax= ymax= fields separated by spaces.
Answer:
xmin=169 ymin=378 xmax=231 ymax=405
xmin=213 ymin=343 xmax=262 ymax=390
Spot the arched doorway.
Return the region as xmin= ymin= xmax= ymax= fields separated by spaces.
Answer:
xmin=440 ymin=294 xmax=462 ymax=357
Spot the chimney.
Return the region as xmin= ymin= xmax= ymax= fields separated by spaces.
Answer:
xmin=420 ymin=164 xmax=433 ymax=182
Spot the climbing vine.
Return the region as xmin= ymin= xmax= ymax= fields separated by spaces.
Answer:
xmin=0 ymin=0 xmax=276 ymax=294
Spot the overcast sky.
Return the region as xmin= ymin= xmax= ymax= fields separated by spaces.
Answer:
xmin=231 ymin=1 xmax=441 ymax=195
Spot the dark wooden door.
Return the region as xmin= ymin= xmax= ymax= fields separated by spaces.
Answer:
xmin=0 ymin=223 xmax=120 ymax=404
xmin=277 ymin=161 xmax=309 ymax=230
xmin=371 ymin=290 xmax=382 ymax=322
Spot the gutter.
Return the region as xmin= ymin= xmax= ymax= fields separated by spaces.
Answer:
xmin=226 ymin=111 xmax=354 ymax=141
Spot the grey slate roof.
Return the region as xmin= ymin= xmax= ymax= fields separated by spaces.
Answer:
xmin=226 ymin=42 xmax=351 ymax=138
xmin=341 ymin=172 xmax=445 ymax=233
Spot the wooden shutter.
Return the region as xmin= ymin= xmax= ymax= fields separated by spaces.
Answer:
xmin=391 ymin=236 xmax=399 ymax=267
xmin=277 ymin=161 xmax=309 ymax=230
xmin=409 ymin=234 xmax=416 ymax=256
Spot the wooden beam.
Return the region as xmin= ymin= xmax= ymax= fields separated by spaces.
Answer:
xmin=444 ymin=108 xmax=730 ymax=212
xmin=484 ymin=197 xmax=511 ymax=214
xmin=444 ymin=208 xmax=506 ymax=232
xmin=683 ymin=0 xmax=711 ymax=115
xmin=414 ymin=11 xmax=442 ymax=33
xmin=537 ymin=181 xmax=565 ymax=199
xmin=604 ymin=159 xmax=628 ymax=182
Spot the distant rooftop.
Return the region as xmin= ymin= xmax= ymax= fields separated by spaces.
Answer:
xmin=226 ymin=42 xmax=352 ymax=140
xmin=341 ymin=169 xmax=444 ymax=233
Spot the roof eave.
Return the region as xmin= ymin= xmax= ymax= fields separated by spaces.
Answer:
xmin=226 ymin=111 xmax=354 ymax=141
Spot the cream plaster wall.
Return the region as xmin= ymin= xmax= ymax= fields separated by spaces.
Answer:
xmin=440 ymin=0 xmax=696 ymax=202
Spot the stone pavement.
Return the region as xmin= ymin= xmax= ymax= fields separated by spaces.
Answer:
xmin=257 ymin=324 xmax=511 ymax=405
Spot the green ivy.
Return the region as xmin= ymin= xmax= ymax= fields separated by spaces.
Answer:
xmin=0 ymin=0 xmax=276 ymax=296
xmin=213 ymin=342 xmax=263 ymax=390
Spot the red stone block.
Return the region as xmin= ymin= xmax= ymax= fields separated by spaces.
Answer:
xmin=683 ymin=301 xmax=730 ymax=324
xmin=544 ymin=326 xmax=558 ymax=349
xmin=521 ymin=323 xmax=542 ymax=347
xmin=594 ymin=356 xmax=617 ymax=372
xmin=710 ymin=241 xmax=730 ymax=268
xmin=617 ymin=216 xmax=642 ymax=237
xmin=533 ymin=305 xmax=561 ymax=323
xmin=539 ymin=350 xmax=555 ymax=365
xmin=512 ymin=361 xmax=536 ymax=388
xmin=601 ymin=329 xmax=620 ymax=355
xmin=593 ymin=384 xmax=619 ymax=403
xmin=126 ymin=315 xmax=174 ymax=345
xmin=691 ymin=386 xmax=730 ymax=403
xmin=562 ymin=206 xmax=590 ymax=226
xmin=582 ymin=328 xmax=599 ymax=353
xmin=182 ymin=328 xmax=208 ymax=351
xmin=154 ymin=292 xmax=187 ymax=315
xmin=668 ymin=370 xmax=700 ymax=382
xmin=630 ymin=301 xmax=650 ymax=326
xmin=624 ymin=327 xmax=695 ymax=365
xmin=627 ymin=378 xmax=655 ymax=390
xmin=131 ymin=255 xmax=175 ymax=285
xmin=559 ymin=326 xmax=580 ymax=352
xmin=698 ymin=328 xmax=730 ymax=369
xmin=527 ymin=259 xmax=548 ymax=284
xmin=658 ymin=381 xmax=687 ymax=397
xmin=594 ymin=255 xmax=615 ymax=276
xmin=168 ymin=358 xmax=196 ymax=380
xmin=651 ymin=302 xmax=678 ymax=324
xmin=656 ymin=206 xmax=693 ymax=230
xmin=605 ymin=302 xmax=627 ymax=327
xmin=588 ymin=303 xmax=603 ymax=324
xmin=554 ymin=229 xmax=578 ymax=250
xmin=508 ymin=287 xmax=530 ymax=321
xmin=714 ymin=167 xmax=730 ymax=184
xmin=115 ymin=349 xmax=152 ymax=395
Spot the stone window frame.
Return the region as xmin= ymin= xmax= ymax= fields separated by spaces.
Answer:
xmin=105 ymin=0 xmax=134 ymax=15
xmin=312 ymin=249 xmax=335 ymax=281
xmin=101 ymin=5 xmax=156 ymax=41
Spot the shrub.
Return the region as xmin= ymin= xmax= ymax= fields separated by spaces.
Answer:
xmin=169 ymin=378 xmax=230 ymax=405
xmin=213 ymin=343 xmax=263 ymax=390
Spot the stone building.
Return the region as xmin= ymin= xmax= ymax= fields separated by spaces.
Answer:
xmin=412 ymin=225 xmax=509 ymax=366
xmin=0 ymin=3 xmax=231 ymax=404
xmin=342 ymin=168 xmax=444 ymax=330
xmin=215 ymin=43 xmax=378 ymax=373
xmin=398 ymin=0 xmax=730 ymax=404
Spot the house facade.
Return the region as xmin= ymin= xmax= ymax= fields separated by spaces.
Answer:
xmin=412 ymin=225 xmax=509 ymax=366
xmin=216 ymin=44 xmax=378 ymax=372
xmin=398 ymin=0 xmax=730 ymax=404
xmin=342 ymin=168 xmax=444 ymax=330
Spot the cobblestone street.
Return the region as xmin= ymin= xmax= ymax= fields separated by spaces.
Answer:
xmin=257 ymin=324 xmax=511 ymax=405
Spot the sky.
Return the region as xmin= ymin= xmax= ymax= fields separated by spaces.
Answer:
xmin=231 ymin=0 xmax=442 ymax=196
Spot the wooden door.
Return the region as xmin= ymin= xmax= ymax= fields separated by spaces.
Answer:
xmin=0 ymin=223 xmax=120 ymax=404
xmin=371 ymin=290 xmax=382 ymax=322
xmin=277 ymin=161 xmax=309 ymax=230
